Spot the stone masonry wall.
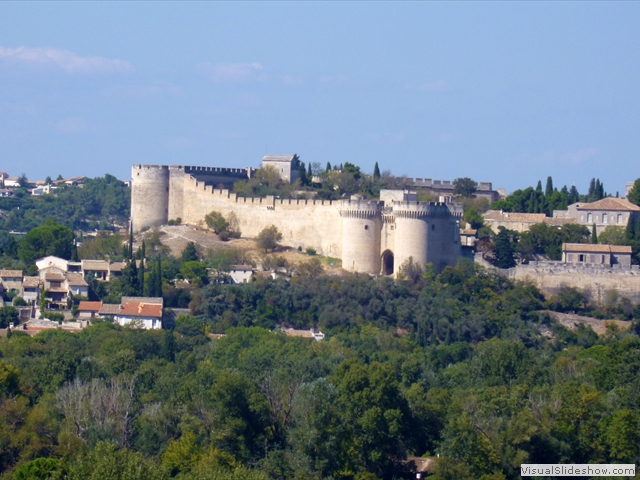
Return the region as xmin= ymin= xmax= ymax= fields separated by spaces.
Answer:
xmin=181 ymin=176 xmax=343 ymax=257
xmin=504 ymin=262 xmax=640 ymax=304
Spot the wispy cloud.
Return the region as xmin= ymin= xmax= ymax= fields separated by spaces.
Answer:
xmin=0 ymin=46 xmax=132 ymax=74
xmin=198 ymin=62 xmax=264 ymax=83
xmin=406 ymin=79 xmax=451 ymax=92
xmin=56 ymin=117 xmax=90 ymax=135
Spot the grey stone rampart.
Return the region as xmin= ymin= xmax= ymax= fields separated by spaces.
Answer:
xmin=503 ymin=261 xmax=640 ymax=303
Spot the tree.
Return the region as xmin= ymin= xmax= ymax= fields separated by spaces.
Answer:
xmin=463 ymin=207 xmax=484 ymax=230
xmin=591 ymin=224 xmax=598 ymax=244
xmin=326 ymin=162 xmax=332 ymax=172
xmin=204 ymin=211 xmax=229 ymax=234
xmin=45 ymin=176 xmax=53 ymax=185
xmin=181 ymin=242 xmax=199 ymax=262
xmin=18 ymin=221 xmax=75 ymax=263
xmin=373 ymin=162 xmax=381 ymax=180
xmin=257 ymin=225 xmax=282 ymax=253
xmin=137 ymin=241 xmax=146 ymax=295
xmin=18 ymin=173 xmax=28 ymax=187
xmin=545 ymin=176 xmax=554 ymax=197
xmin=0 ymin=307 xmax=18 ymax=328
xmin=598 ymin=226 xmax=627 ymax=245
xmin=627 ymin=179 xmax=640 ymax=206
xmin=494 ymin=227 xmax=516 ymax=268
xmin=568 ymin=185 xmax=580 ymax=205
xmin=453 ymin=178 xmax=478 ymax=198
xmin=536 ymin=180 xmax=543 ymax=193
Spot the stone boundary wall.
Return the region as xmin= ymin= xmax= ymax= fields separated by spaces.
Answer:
xmin=502 ymin=261 xmax=640 ymax=304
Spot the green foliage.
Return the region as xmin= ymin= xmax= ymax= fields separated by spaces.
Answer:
xmin=13 ymin=457 xmax=64 ymax=479
xmin=78 ymin=233 xmax=126 ymax=260
xmin=0 ymin=306 xmax=19 ymax=328
xmin=494 ymin=227 xmax=517 ymax=268
xmin=204 ymin=212 xmax=240 ymax=241
xmin=18 ymin=221 xmax=75 ymax=264
xmin=453 ymin=177 xmax=478 ymax=198
xmin=463 ymin=206 xmax=484 ymax=230
xmin=516 ymin=223 xmax=589 ymax=261
xmin=256 ymin=225 xmax=282 ymax=253
xmin=598 ymin=226 xmax=627 ymax=245
xmin=627 ymin=178 xmax=640 ymax=206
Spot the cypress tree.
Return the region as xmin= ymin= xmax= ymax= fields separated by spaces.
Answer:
xmin=326 ymin=162 xmax=332 ymax=172
xmin=591 ymin=224 xmax=598 ymax=244
xmin=128 ymin=223 xmax=133 ymax=260
xmin=545 ymin=176 xmax=553 ymax=197
xmin=155 ymin=254 xmax=162 ymax=297
xmin=373 ymin=162 xmax=381 ymax=179
xmin=588 ymin=178 xmax=596 ymax=200
xmin=137 ymin=241 xmax=146 ymax=295
xmin=494 ymin=228 xmax=516 ymax=268
xmin=536 ymin=180 xmax=543 ymax=193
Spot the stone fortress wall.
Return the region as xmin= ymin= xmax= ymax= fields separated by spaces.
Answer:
xmin=132 ymin=164 xmax=464 ymax=275
xmin=504 ymin=261 xmax=640 ymax=304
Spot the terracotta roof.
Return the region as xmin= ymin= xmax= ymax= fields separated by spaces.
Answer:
xmin=66 ymin=273 xmax=88 ymax=287
xmin=577 ymin=198 xmax=640 ymax=212
xmin=119 ymin=302 xmax=162 ymax=318
xmin=281 ymin=328 xmax=315 ymax=338
xmin=82 ymin=260 xmax=109 ymax=270
xmin=460 ymin=229 xmax=477 ymax=235
xmin=45 ymin=273 xmax=65 ymax=282
xmin=483 ymin=211 xmax=547 ymax=222
xmin=99 ymin=304 xmax=122 ymax=315
xmin=563 ymin=243 xmax=632 ymax=254
xmin=0 ymin=269 xmax=23 ymax=278
xmin=109 ymin=262 xmax=125 ymax=272
xmin=22 ymin=276 xmax=40 ymax=288
xmin=47 ymin=288 xmax=68 ymax=293
xmin=78 ymin=301 xmax=103 ymax=312
xmin=121 ymin=296 xmax=163 ymax=305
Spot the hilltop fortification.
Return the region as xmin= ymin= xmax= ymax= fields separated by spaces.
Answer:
xmin=131 ymin=163 xmax=464 ymax=275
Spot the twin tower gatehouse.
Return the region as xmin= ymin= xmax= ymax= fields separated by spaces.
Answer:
xmin=131 ymin=163 xmax=464 ymax=275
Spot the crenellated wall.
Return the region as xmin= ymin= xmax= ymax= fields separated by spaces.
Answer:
xmin=132 ymin=164 xmax=464 ymax=274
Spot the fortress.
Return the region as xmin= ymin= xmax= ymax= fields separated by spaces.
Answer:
xmin=131 ymin=162 xmax=465 ymax=275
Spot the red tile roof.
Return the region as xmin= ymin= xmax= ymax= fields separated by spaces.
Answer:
xmin=78 ymin=301 xmax=103 ymax=312
xmin=577 ymin=198 xmax=640 ymax=212
xmin=119 ymin=302 xmax=162 ymax=318
xmin=563 ymin=243 xmax=632 ymax=254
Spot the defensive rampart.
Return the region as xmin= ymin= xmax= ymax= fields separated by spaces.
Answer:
xmin=504 ymin=261 xmax=640 ymax=304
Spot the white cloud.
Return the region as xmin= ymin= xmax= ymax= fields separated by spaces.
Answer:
xmin=0 ymin=46 xmax=133 ymax=74
xmin=56 ymin=117 xmax=89 ymax=134
xmin=198 ymin=62 xmax=264 ymax=83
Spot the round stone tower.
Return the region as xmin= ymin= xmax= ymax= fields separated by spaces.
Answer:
xmin=131 ymin=164 xmax=170 ymax=232
xmin=340 ymin=200 xmax=383 ymax=274
xmin=392 ymin=202 xmax=462 ymax=274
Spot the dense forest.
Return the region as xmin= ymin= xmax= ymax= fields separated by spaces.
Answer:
xmin=2 ymin=263 xmax=640 ymax=479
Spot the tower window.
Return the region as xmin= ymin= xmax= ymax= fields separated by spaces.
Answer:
xmin=432 ymin=224 xmax=435 ymax=230
xmin=364 ymin=225 xmax=369 ymax=230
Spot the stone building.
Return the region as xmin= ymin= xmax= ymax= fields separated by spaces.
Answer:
xmin=562 ymin=243 xmax=632 ymax=268
xmin=262 ymin=155 xmax=300 ymax=184
xmin=553 ymin=198 xmax=640 ymax=234
xmin=482 ymin=211 xmax=576 ymax=234
xmin=132 ymin=163 xmax=465 ymax=275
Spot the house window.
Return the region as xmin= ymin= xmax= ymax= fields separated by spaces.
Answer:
xmin=587 ymin=213 xmax=592 ymax=223
xmin=579 ymin=254 xmax=585 ymax=262
xmin=603 ymin=213 xmax=607 ymax=224
xmin=602 ymin=255 xmax=605 ymax=264
xmin=568 ymin=254 xmax=573 ymax=261
xmin=618 ymin=214 xmax=623 ymax=224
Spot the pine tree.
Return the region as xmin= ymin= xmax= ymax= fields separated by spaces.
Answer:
xmin=373 ymin=162 xmax=381 ymax=179
xmin=545 ymin=176 xmax=553 ymax=197
xmin=591 ymin=224 xmax=598 ymax=244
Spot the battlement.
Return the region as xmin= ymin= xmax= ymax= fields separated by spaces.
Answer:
xmin=340 ymin=200 xmax=383 ymax=218
xmin=392 ymin=201 xmax=463 ymax=219
xmin=133 ymin=164 xmax=169 ymax=171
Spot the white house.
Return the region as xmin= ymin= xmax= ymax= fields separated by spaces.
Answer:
xmin=229 ymin=265 xmax=254 ymax=284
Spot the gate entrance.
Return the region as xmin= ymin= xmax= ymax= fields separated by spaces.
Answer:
xmin=382 ymin=250 xmax=394 ymax=275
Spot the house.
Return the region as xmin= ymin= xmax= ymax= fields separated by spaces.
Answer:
xmin=562 ymin=243 xmax=632 ymax=267
xmin=3 ymin=178 xmax=21 ymax=188
xmin=82 ymin=260 xmax=110 ymax=281
xmin=43 ymin=272 xmax=67 ymax=308
xmin=36 ymin=256 xmax=69 ymax=277
xmin=483 ymin=210 xmax=577 ymax=234
xmin=98 ymin=303 xmax=122 ymax=318
xmin=0 ymin=172 xmax=9 ymax=183
xmin=0 ymin=189 xmax=14 ymax=197
xmin=30 ymin=185 xmax=57 ymax=196
xmin=281 ymin=328 xmax=325 ymax=341
xmin=554 ymin=198 xmax=640 ymax=234
xmin=262 ymin=155 xmax=300 ymax=184
xmin=66 ymin=273 xmax=89 ymax=297
xmin=459 ymin=229 xmax=477 ymax=247
xmin=77 ymin=301 xmax=102 ymax=320
xmin=113 ymin=296 xmax=163 ymax=329
xmin=229 ymin=265 xmax=254 ymax=284
xmin=0 ymin=270 xmax=23 ymax=298
xmin=22 ymin=276 xmax=40 ymax=304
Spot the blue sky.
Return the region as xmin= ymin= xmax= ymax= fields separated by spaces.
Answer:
xmin=1 ymin=2 xmax=639 ymax=195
